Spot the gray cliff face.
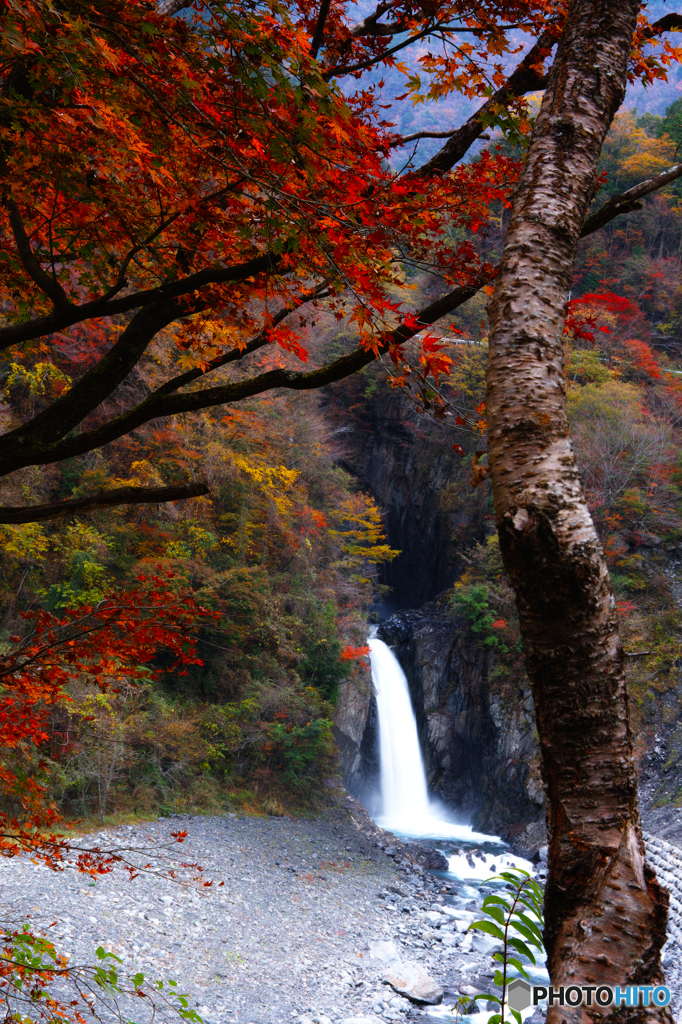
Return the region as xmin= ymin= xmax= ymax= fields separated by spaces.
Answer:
xmin=358 ymin=414 xmax=458 ymax=609
xmin=328 ymin=376 xmax=546 ymax=845
xmin=327 ymin=382 xmax=488 ymax=610
xmin=333 ymin=667 xmax=379 ymax=801
xmin=376 ymin=598 xmax=545 ymax=847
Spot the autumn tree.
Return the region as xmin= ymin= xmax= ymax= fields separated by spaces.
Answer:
xmin=4 ymin=0 xmax=682 ymax=1008
xmin=0 ymin=574 xmax=213 ymax=1023
xmin=486 ymin=0 xmax=680 ymax=1019
xmin=1 ymin=0 xmax=681 ymax=521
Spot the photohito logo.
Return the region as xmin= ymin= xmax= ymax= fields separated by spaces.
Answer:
xmin=507 ymin=980 xmax=671 ymax=1011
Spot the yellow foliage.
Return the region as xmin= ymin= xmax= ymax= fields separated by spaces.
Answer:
xmin=329 ymin=494 xmax=398 ymax=580
xmin=233 ymin=454 xmax=300 ymax=516
xmin=0 ymin=522 xmax=49 ymax=562
xmin=5 ymin=362 xmax=72 ymax=400
xmin=601 ymin=111 xmax=678 ymax=194
xmin=447 ymin=341 xmax=487 ymax=402
xmin=566 ymin=349 xmax=617 ymax=386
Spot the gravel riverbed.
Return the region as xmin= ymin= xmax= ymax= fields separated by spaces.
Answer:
xmin=2 ymin=800 xmax=680 ymax=1024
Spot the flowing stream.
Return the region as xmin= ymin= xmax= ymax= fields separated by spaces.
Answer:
xmin=367 ymin=635 xmax=548 ymax=1019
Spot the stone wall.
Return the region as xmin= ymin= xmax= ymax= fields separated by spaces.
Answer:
xmin=644 ymin=832 xmax=682 ymax=999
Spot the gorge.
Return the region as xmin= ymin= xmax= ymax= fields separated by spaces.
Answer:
xmin=330 ymin=360 xmax=682 ymax=856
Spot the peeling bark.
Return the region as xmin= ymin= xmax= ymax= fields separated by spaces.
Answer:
xmin=485 ymin=1 xmax=671 ymax=1021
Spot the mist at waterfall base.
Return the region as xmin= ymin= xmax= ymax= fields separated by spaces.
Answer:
xmin=367 ymin=636 xmax=534 ymax=876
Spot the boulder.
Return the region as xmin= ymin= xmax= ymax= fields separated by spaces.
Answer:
xmin=414 ymin=847 xmax=449 ymax=872
xmin=384 ymin=961 xmax=443 ymax=1005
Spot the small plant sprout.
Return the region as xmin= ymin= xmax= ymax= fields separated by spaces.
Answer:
xmin=468 ymin=867 xmax=545 ymax=1024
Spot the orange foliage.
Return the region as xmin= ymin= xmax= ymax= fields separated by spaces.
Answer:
xmin=340 ymin=644 xmax=370 ymax=661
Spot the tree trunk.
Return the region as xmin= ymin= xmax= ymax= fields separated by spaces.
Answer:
xmin=485 ymin=1 xmax=671 ymax=1020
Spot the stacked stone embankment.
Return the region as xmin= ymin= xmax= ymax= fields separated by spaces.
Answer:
xmin=644 ymin=832 xmax=682 ymax=1000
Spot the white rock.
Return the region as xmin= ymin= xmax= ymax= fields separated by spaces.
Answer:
xmin=442 ymin=907 xmax=474 ymax=922
xmin=472 ymin=933 xmax=502 ymax=955
xmin=384 ymin=962 xmax=443 ymax=1005
xmin=341 ymin=1017 xmax=385 ymax=1024
xmin=368 ymin=940 xmax=402 ymax=964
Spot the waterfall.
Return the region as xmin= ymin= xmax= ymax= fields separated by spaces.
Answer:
xmin=369 ymin=636 xmax=431 ymax=824
xmin=368 ymin=635 xmax=501 ymax=843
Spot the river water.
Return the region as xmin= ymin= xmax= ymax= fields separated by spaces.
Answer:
xmin=367 ymin=636 xmax=549 ymax=1020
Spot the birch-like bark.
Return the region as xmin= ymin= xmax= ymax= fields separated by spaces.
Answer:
xmin=485 ymin=1 xmax=671 ymax=1020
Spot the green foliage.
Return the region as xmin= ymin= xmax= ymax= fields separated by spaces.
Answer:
xmin=644 ymin=96 xmax=682 ymax=149
xmin=0 ymin=382 xmax=389 ymax=818
xmin=451 ymin=582 xmax=509 ymax=654
xmin=268 ymin=717 xmax=336 ymax=793
xmin=469 ymin=868 xmax=545 ymax=1024
xmin=296 ymin=601 xmax=346 ymax=702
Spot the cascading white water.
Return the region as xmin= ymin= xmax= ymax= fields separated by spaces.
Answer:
xmin=368 ymin=635 xmax=500 ymax=843
xmin=369 ymin=635 xmax=430 ymax=823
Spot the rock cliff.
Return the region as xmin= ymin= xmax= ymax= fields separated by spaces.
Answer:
xmin=325 ymin=373 xmax=488 ymax=610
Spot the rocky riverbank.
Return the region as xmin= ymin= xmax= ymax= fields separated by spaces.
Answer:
xmin=3 ymin=799 xmax=681 ymax=1024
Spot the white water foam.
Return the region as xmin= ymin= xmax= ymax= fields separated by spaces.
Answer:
xmin=369 ymin=636 xmax=501 ymax=843
xmin=446 ymin=849 xmax=535 ymax=882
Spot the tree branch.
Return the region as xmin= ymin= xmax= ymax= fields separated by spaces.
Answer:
xmin=311 ymin=0 xmax=332 ymax=57
xmin=158 ymin=0 xmax=193 ymax=14
xmin=648 ymin=12 xmax=682 ymax=33
xmin=0 ymin=284 xmax=479 ymax=474
xmin=153 ymin=283 xmax=328 ymax=398
xmin=0 ymin=251 xmax=280 ymax=351
xmin=417 ymin=31 xmax=553 ymax=173
xmin=580 ymin=162 xmax=682 ymax=237
xmin=11 ymin=300 xmax=182 ymax=446
xmin=328 ymin=18 xmax=449 ymax=78
xmin=0 ymin=482 xmax=209 ymax=524
xmin=349 ymin=1 xmax=405 ymax=37
xmin=399 ymin=129 xmax=491 ymax=144
xmin=4 ymin=199 xmax=73 ymax=313
xmin=10 ymin=281 xmax=329 ymax=451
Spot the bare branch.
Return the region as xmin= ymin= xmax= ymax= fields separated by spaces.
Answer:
xmin=349 ymin=1 xmax=406 ymax=38
xmin=399 ymin=129 xmax=491 ymax=144
xmin=649 ymin=12 xmax=682 ymax=33
xmin=0 ymin=482 xmax=209 ymax=524
xmin=329 ymin=18 xmax=449 ymax=78
xmin=158 ymin=0 xmax=192 ymax=14
xmin=311 ymin=0 xmax=333 ymax=57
